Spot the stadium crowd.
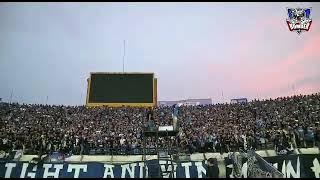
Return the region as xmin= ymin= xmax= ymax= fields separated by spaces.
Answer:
xmin=0 ymin=93 xmax=320 ymax=158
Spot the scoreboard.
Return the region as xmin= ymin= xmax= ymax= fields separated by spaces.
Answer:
xmin=86 ymin=72 xmax=157 ymax=107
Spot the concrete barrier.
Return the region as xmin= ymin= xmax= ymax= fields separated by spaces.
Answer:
xmin=17 ymin=148 xmax=319 ymax=163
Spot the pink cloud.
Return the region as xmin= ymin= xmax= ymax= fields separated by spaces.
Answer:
xmin=203 ymin=15 xmax=320 ymax=100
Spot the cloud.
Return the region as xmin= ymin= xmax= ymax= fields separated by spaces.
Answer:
xmin=203 ymin=13 xmax=320 ymax=100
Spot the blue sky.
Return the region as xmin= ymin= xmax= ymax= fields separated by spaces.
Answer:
xmin=1 ymin=2 xmax=319 ymax=105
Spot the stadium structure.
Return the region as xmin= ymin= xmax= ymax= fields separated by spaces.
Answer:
xmin=0 ymin=71 xmax=319 ymax=178
xmin=158 ymin=98 xmax=213 ymax=107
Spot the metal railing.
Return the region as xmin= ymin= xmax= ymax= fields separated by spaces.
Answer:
xmin=2 ymin=139 xmax=318 ymax=156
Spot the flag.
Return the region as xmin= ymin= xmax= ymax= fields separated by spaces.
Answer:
xmin=172 ymin=104 xmax=179 ymax=130
xmin=247 ymin=150 xmax=284 ymax=178
xmin=173 ymin=104 xmax=179 ymax=117
xmin=13 ymin=150 xmax=23 ymax=160
xmin=230 ymin=152 xmax=243 ymax=178
xmin=48 ymin=151 xmax=72 ymax=162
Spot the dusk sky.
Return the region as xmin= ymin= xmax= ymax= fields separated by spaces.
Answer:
xmin=1 ymin=2 xmax=320 ymax=105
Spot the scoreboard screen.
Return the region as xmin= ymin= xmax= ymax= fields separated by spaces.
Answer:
xmin=87 ymin=73 xmax=154 ymax=105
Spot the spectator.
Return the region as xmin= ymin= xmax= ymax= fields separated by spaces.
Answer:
xmin=0 ymin=93 xmax=319 ymax=156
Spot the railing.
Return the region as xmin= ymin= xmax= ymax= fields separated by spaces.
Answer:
xmin=81 ymin=147 xmax=179 ymax=156
xmin=1 ymin=139 xmax=318 ymax=157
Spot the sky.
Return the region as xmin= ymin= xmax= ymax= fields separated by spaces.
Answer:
xmin=0 ymin=2 xmax=320 ymax=105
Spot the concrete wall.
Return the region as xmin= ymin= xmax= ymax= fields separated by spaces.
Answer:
xmin=18 ymin=148 xmax=320 ymax=163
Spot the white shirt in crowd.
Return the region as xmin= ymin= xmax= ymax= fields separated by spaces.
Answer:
xmin=120 ymin=138 xmax=126 ymax=145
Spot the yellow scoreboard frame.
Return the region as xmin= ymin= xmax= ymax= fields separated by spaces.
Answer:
xmin=86 ymin=72 xmax=157 ymax=107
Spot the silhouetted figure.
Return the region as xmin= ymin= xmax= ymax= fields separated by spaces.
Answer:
xmin=206 ymin=158 xmax=219 ymax=178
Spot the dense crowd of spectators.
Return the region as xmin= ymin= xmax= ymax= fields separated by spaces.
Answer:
xmin=0 ymin=93 xmax=320 ymax=158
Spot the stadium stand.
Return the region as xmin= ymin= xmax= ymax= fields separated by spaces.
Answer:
xmin=0 ymin=93 xmax=320 ymax=159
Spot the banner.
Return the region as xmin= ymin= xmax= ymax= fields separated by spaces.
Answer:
xmin=230 ymin=98 xmax=248 ymax=104
xmin=1 ymin=154 xmax=320 ymax=178
xmin=47 ymin=152 xmax=73 ymax=162
xmin=249 ymin=151 xmax=284 ymax=178
xmin=225 ymin=154 xmax=320 ymax=178
xmin=0 ymin=150 xmax=23 ymax=162
xmin=0 ymin=160 xmax=209 ymax=178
